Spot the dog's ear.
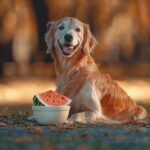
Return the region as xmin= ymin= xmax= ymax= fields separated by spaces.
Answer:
xmin=82 ymin=24 xmax=97 ymax=55
xmin=45 ymin=21 xmax=55 ymax=54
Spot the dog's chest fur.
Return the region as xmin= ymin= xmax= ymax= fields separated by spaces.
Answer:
xmin=74 ymin=81 xmax=102 ymax=112
xmin=54 ymin=53 xmax=102 ymax=115
xmin=57 ymin=75 xmax=102 ymax=115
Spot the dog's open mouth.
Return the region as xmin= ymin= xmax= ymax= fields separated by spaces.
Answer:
xmin=59 ymin=43 xmax=78 ymax=56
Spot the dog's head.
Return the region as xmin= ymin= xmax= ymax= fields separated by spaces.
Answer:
xmin=45 ymin=17 xmax=97 ymax=57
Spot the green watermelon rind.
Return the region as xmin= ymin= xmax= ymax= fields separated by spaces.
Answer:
xmin=33 ymin=94 xmax=72 ymax=106
xmin=33 ymin=95 xmax=44 ymax=106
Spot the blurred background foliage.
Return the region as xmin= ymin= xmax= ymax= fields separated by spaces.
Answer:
xmin=0 ymin=0 xmax=150 ymax=76
xmin=0 ymin=0 xmax=150 ymax=78
xmin=0 ymin=0 xmax=150 ymax=106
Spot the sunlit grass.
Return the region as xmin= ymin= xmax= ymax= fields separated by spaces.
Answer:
xmin=0 ymin=77 xmax=150 ymax=105
xmin=0 ymin=77 xmax=56 ymax=105
xmin=118 ymin=79 xmax=150 ymax=102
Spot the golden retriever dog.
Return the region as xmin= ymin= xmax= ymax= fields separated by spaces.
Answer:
xmin=45 ymin=17 xmax=147 ymax=124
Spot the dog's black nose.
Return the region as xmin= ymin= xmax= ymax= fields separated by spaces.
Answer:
xmin=64 ymin=34 xmax=73 ymax=42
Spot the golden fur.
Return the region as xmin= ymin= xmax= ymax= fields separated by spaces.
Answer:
xmin=45 ymin=17 xmax=147 ymax=124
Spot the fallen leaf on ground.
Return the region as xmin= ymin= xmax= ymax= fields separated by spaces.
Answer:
xmin=102 ymin=132 xmax=109 ymax=136
xmin=42 ymin=142 xmax=57 ymax=150
xmin=62 ymin=123 xmax=79 ymax=129
xmin=15 ymin=137 xmax=33 ymax=143
xmin=28 ymin=127 xmax=44 ymax=134
xmin=80 ymin=133 xmax=92 ymax=138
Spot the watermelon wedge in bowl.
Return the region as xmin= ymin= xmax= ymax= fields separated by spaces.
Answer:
xmin=33 ymin=90 xmax=72 ymax=106
xmin=32 ymin=90 xmax=72 ymax=125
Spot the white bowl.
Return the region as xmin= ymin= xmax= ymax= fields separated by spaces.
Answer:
xmin=32 ymin=106 xmax=70 ymax=125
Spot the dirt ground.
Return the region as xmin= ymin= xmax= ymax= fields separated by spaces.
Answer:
xmin=0 ymin=77 xmax=150 ymax=150
xmin=0 ymin=113 xmax=150 ymax=150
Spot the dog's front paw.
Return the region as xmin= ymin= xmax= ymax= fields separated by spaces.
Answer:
xmin=67 ymin=113 xmax=87 ymax=124
xmin=67 ymin=112 xmax=100 ymax=124
xmin=65 ymin=119 xmax=74 ymax=125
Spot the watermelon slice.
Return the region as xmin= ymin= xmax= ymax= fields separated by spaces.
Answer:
xmin=33 ymin=90 xmax=72 ymax=106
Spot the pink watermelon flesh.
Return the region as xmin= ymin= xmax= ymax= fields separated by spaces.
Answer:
xmin=33 ymin=90 xmax=71 ymax=106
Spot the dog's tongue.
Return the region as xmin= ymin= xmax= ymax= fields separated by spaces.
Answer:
xmin=62 ymin=45 xmax=74 ymax=54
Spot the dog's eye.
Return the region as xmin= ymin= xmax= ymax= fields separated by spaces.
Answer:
xmin=59 ymin=25 xmax=65 ymax=30
xmin=75 ymin=27 xmax=80 ymax=32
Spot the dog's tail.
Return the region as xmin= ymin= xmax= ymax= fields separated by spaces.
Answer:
xmin=98 ymin=105 xmax=148 ymax=125
xmin=134 ymin=105 xmax=147 ymax=120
